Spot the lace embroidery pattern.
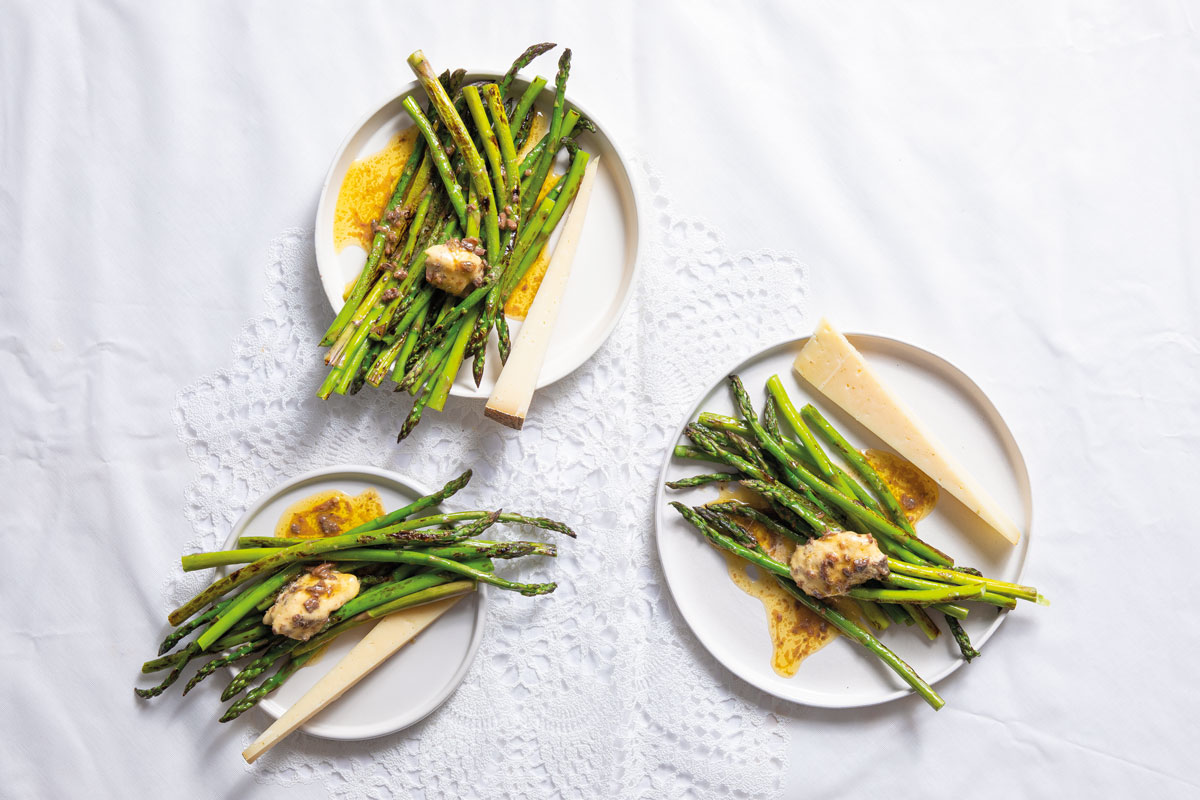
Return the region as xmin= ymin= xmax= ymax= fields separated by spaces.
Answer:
xmin=171 ymin=162 xmax=809 ymax=797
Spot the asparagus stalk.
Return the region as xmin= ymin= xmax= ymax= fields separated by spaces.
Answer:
xmin=885 ymin=571 xmax=1015 ymax=610
xmin=705 ymin=502 xmax=804 ymax=544
xmin=402 ymin=96 xmax=467 ymax=227
xmin=946 ymin=616 xmax=981 ymax=661
xmin=392 ymin=298 xmax=432 ymax=379
xmin=905 ymin=605 xmax=942 ymax=641
xmin=798 ymin=401 xmax=924 ymax=538
xmin=362 ymin=580 xmax=475 ymax=619
xmin=220 ymin=645 xmax=327 ymax=723
xmin=182 ymin=639 xmax=271 ymax=696
xmin=397 ymin=365 xmax=447 ymax=441
xmin=155 ymin=598 xmax=232 ymax=656
xmin=141 ymin=623 xmax=268 ymax=674
xmin=407 ymin=50 xmax=500 ymax=265
xmin=886 ymin=560 xmax=1039 ymax=602
xmin=185 ymin=540 xmax=558 ymax=570
xmin=237 ymin=538 xmax=557 ymax=559
xmin=360 ymin=469 xmax=473 ymax=531
xmin=486 ymin=84 xmax=519 ymax=189
xmin=766 ymin=376 xmax=857 ymax=498
xmin=762 ymin=393 xmax=784 ymax=442
xmin=463 ymin=86 xmax=507 ymax=206
xmin=326 ymin=568 xmax=475 ymax=625
xmin=196 ymin=565 xmax=304 ymax=651
xmin=694 ymin=414 xmax=881 ymax=510
xmin=498 ymin=42 xmax=556 ymax=95
xmin=520 ymin=49 xmax=570 ymax=222
xmin=364 ymin=289 xmax=435 ymax=386
xmin=511 ymin=76 xmax=547 ymax=147
xmin=485 ymin=86 xmax=522 ymax=268
xmin=135 ymin=643 xmax=202 ymax=698
xmin=664 ymin=472 xmax=744 ymax=489
xmin=221 ymin=640 xmax=297 ymax=702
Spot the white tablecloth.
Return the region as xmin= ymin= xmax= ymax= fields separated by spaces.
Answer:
xmin=4 ymin=2 xmax=1198 ymax=797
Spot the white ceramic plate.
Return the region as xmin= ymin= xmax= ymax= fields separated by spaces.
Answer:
xmin=221 ymin=465 xmax=486 ymax=740
xmin=654 ymin=335 xmax=1033 ymax=708
xmin=315 ymin=72 xmax=641 ymax=399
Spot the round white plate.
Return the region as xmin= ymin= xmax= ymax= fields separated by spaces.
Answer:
xmin=221 ymin=465 xmax=486 ymax=740
xmin=654 ymin=335 xmax=1033 ymax=708
xmin=315 ymin=72 xmax=641 ymax=399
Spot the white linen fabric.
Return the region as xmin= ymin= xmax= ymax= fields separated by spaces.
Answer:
xmin=3 ymin=2 xmax=1199 ymax=798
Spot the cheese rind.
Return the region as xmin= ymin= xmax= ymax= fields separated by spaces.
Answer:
xmin=794 ymin=318 xmax=1021 ymax=545
xmin=242 ymin=595 xmax=465 ymax=763
xmin=486 ymin=156 xmax=601 ymax=428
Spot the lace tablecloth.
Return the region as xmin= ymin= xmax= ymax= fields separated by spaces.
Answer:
xmin=5 ymin=3 xmax=1198 ymax=798
xmin=169 ymin=165 xmax=808 ymax=797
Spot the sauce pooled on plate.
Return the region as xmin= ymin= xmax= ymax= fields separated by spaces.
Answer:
xmin=274 ymin=488 xmax=385 ymax=539
xmin=712 ymin=486 xmax=840 ymax=677
xmin=333 ymin=129 xmax=419 ymax=258
xmin=863 ymin=449 xmax=939 ymax=524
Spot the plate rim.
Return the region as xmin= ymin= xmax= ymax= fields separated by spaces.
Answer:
xmin=221 ymin=463 xmax=488 ymax=740
xmin=314 ymin=70 xmax=644 ymax=399
xmin=652 ymin=333 xmax=1034 ymax=709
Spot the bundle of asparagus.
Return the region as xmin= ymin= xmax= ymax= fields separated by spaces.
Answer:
xmin=667 ymin=375 xmax=1044 ymax=710
xmin=318 ymin=43 xmax=595 ymax=441
xmin=136 ymin=470 xmax=573 ymax=722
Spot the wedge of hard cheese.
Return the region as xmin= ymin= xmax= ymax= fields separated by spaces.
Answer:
xmin=485 ymin=155 xmax=600 ymax=429
xmin=794 ymin=318 xmax=1021 ymax=545
xmin=242 ymin=595 xmax=465 ymax=763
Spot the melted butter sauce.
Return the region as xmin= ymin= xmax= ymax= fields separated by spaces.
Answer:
xmin=275 ymin=489 xmax=385 ymax=539
xmin=333 ymin=129 xmax=419 ymax=255
xmin=504 ymin=168 xmax=565 ymax=321
xmin=712 ymin=487 xmax=839 ymax=677
xmin=503 ymin=246 xmax=551 ymax=321
xmin=863 ymin=449 xmax=939 ymax=523
xmin=505 ymin=113 xmax=557 ymax=321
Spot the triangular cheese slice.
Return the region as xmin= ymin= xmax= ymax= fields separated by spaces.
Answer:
xmin=794 ymin=318 xmax=1021 ymax=545
xmin=485 ymin=156 xmax=600 ymax=429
